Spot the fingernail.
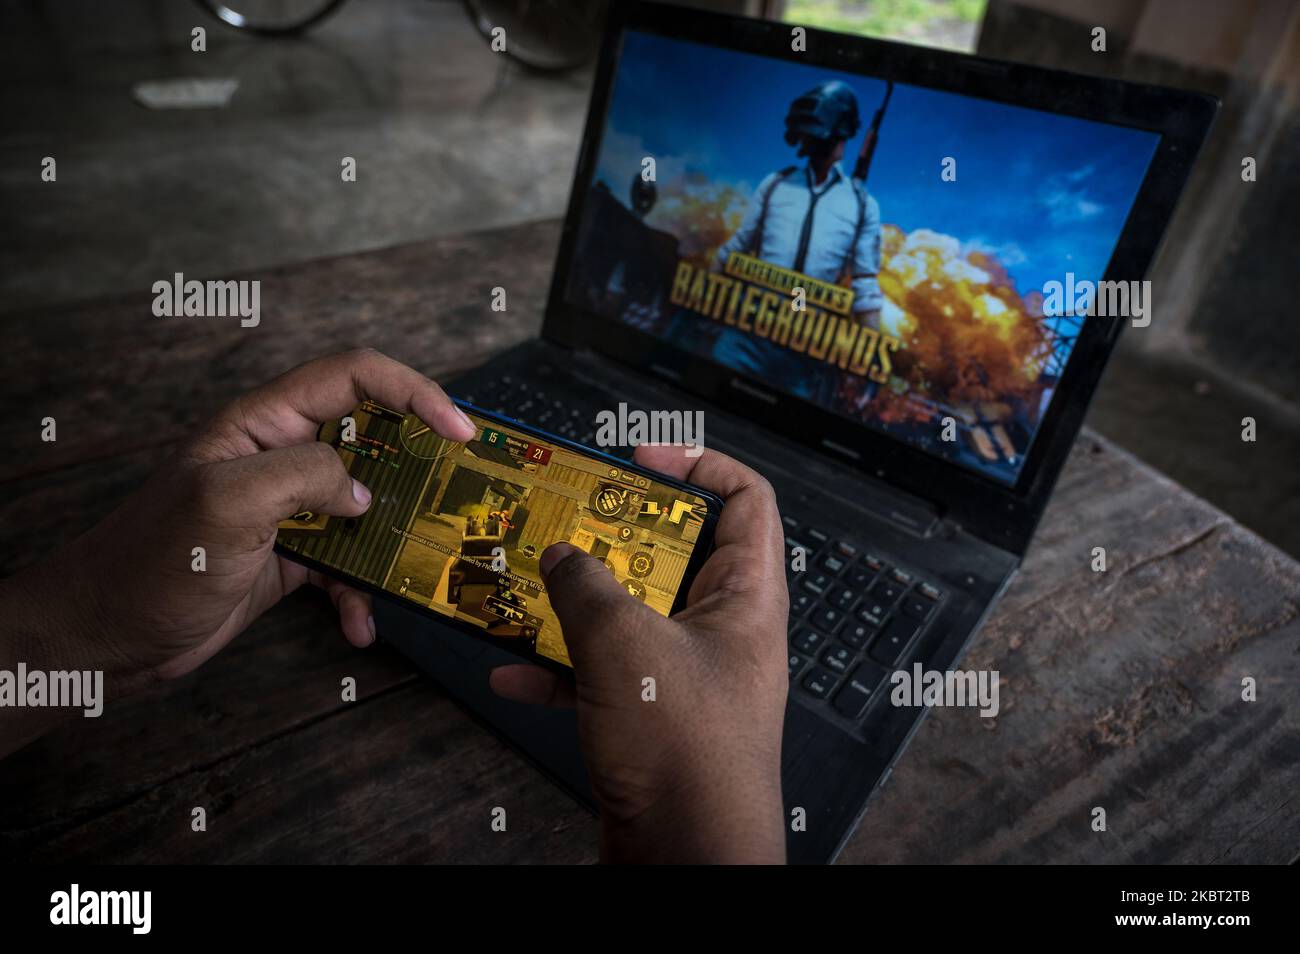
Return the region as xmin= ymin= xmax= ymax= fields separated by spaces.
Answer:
xmin=352 ymin=479 xmax=371 ymax=506
xmin=453 ymin=405 xmax=474 ymax=432
xmin=539 ymin=542 xmax=577 ymax=578
xmin=366 ymin=615 xmax=376 ymax=644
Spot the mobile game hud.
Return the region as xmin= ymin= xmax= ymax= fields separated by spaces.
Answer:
xmin=276 ymin=403 xmax=709 ymax=666
xmin=565 ymin=30 xmax=1161 ymax=484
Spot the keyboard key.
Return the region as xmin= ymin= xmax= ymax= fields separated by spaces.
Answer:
xmin=821 ymin=645 xmax=855 ymax=674
xmin=781 ymin=514 xmax=801 ymax=532
xmin=861 ymin=553 xmax=888 ymax=572
xmin=918 ymin=581 xmax=945 ymax=601
xmin=856 ymin=601 xmax=889 ymax=628
xmin=800 ymin=572 xmax=833 ymax=596
xmin=845 ymin=566 xmax=876 ymax=590
xmin=832 ymin=681 xmax=872 ymax=718
xmin=788 ymin=653 xmax=806 ymax=679
xmin=833 ymin=540 xmax=859 ymax=559
xmin=806 ymin=526 xmax=831 ymax=546
xmin=839 ymin=622 xmax=874 ymax=649
xmin=832 ymin=662 xmax=888 ymax=718
xmin=810 ymin=605 xmax=846 ymax=634
xmin=820 ymin=554 xmax=847 ymax=575
xmin=889 ymin=567 xmax=915 ymax=586
xmin=830 ymin=586 xmax=858 ymax=612
xmin=790 ymin=592 xmax=814 ymax=618
xmin=870 ymin=579 xmax=904 ymax=604
xmin=869 ymin=616 xmax=922 ymax=666
xmin=799 ymin=579 xmax=826 ymax=597
xmin=801 ymin=667 xmax=839 ymax=700
xmin=792 ymin=628 xmax=826 ymax=656
xmin=901 ymin=595 xmax=934 ymax=621
xmin=850 ymin=659 xmax=889 ymax=691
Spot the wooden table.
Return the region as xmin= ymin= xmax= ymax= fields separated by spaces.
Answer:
xmin=3 ymin=220 xmax=1296 ymax=864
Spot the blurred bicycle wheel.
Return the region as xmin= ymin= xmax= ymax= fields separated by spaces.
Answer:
xmin=195 ymin=0 xmax=350 ymax=36
xmin=464 ymin=0 xmax=606 ymax=72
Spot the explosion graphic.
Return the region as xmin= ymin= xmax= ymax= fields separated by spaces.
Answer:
xmin=640 ymin=182 xmax=1059 ymax=469
xmin=649 ymin=173 xmax=748 ymax=266
xmin=871 ymin=225 xmax=1056 ymax=461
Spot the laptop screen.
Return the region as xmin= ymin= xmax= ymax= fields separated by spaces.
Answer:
xmin=563 ymin=29 xmax=1161 ymax=486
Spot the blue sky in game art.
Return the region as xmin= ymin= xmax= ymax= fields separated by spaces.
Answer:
xmin=592 ymin=30 xmax=1161 ymax=299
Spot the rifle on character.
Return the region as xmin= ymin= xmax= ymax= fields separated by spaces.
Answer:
xmin=853 ymin=80 xmax=893 ymax=186
xmin=839 ymin=80 xmax=895 ymax=414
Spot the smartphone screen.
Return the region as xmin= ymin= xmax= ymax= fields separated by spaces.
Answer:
xmin=275 ymin=401 xmax=718 ymax=668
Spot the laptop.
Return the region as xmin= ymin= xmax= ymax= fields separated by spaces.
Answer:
xmin=375 ymin=0 xmax=1216 ymax=863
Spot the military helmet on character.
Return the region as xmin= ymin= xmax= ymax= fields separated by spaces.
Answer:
xmin=783 ymin=80 xmax=861 ymax=145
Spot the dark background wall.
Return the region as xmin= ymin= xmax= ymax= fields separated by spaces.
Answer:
xmin=979 ymin=0 xmax=1300 ymax=408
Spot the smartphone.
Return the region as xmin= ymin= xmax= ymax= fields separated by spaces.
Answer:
xmin=274 ymin=400 xmax=723 ymax=672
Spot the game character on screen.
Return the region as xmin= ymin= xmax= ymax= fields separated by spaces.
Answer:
xmin=711 ymin=80 xmax=884 ymax=405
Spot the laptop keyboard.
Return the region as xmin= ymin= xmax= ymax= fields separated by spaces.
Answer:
xmin=457 ymin=371 xmax=948 ymax=737
xmin=462 ymin=375 xmax=611 ymax=448
xmin=781 ymin=516 xmax=946 ymax=728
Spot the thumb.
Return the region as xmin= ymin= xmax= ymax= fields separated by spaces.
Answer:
xmin=198 ymin=442 xmax=371 ymax=529
xmin=540 ymin=543 xmax=656 ymax=665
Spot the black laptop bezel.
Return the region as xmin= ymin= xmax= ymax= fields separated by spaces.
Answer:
xmin=542 ymin=0 xmax=1217 ymax=556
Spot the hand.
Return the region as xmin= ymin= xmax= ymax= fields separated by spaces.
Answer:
xmin=3 ymin=350 xmax=475 ymax=693
xmin=491 ymin=445 xmax=789 ymax=863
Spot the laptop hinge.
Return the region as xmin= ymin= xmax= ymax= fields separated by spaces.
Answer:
xmin=550 ymin=346 xmax=943 ymax=537
xmin=784 ymin=456 xmax=942 ymax=538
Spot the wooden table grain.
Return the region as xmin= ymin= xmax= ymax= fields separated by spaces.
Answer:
xmin=3 ymin=219 xmax=1296 ymax=864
